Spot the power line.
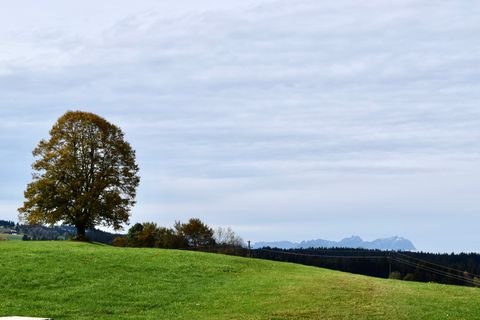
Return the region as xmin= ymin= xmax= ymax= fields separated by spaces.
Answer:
xmin=389 ymin=256 xmax=478 ymax=286
xmin=395 ymin=252 xmax=480 ymax=278
xmin=254 ymin=248 xmax=480 ymax=286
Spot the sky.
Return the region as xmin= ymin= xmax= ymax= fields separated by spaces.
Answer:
xmin=1 ymin=0 xmax=480 ymax=253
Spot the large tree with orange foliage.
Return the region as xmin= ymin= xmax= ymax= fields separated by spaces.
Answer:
xmin=18 ymin=111 xmax=140 ymax=240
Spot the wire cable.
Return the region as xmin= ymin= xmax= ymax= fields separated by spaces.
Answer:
xmin=389 ymin=256 xmax=478 ymax=286
xmin=395 ymin=252 xmax=480 ymax=278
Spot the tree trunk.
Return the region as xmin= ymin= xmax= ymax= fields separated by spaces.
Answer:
xmin=75 ymin=224 xmax=88 ymax=241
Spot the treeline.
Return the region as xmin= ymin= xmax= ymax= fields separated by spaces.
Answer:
xmin=0 ymin=220 xmax=121 ymax=243
xmin=388 ymin=251 xmax=480 ymax=285
xmin=0 ymin=220 xmax=15 ymax=228
xmin=113 ymin=218 xmax=244 ymax=254
xmin=252 ymin=247 xmax=480 ymax=287
xmin=0 ymin=218 xmax=243 ymax=250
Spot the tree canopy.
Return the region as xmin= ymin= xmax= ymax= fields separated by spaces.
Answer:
xmin=175 ymin=218 xmax=215 ymax=248
xmin=119 ymin=218 xmax=219 ymax=249
xmin=18 ymin=111 xmax=140 ymax=240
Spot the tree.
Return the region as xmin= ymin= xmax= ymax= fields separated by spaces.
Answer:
xmin=155 ymin=226 xmax=187 ymax=249
xmin=214 ymin=226 xmax=244 ymax=247
xmin=127 ymin=222 xmax=145 ymax=247
xmin=112 ymin=236 xmax=128 ymax=247
xmin=18 ymin=111 xmax=140 ymax=240
xmin=134 ymin=222 xmax=158 ymax=248
xmin=174 ymin=218 xmax=215 ymax=248
xmin=125 ymin=222 xmax=188 ymax=248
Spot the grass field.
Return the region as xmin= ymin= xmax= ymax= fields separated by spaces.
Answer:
xmin=1 ymin=241 xmax=479 ymax=319
xmin=0 ymin=226 xmax=22 ymax=240
xmin=0 ymin=233 xmax=22 ymax=240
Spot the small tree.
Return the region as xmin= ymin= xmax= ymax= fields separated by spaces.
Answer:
xmin=136 ymin=222 xmax=159 ymax=248
xmin=473 ymin=276 xmax=480 ymax=287
xmin=214 ymin=227 xmax=244 ymax=247
xmin=126 ymin=223 xmax=145 ymax=247
xmin=18 ymin=111 xmax=140 ymax=240
xmin=112 ymin=236 xmax=128 ymax=247
xmin=175 ymin=218 xmax=215 ymax=248
xmin=388 ymin=271 xmax=402 ymax=280
xmin=156 ymin=226 xmax=187 ymax=249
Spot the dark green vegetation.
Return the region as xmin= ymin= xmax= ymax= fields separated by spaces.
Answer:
xmin=254 ymin=248 xmax=480 ymax=287
xmin=1 ymin=242 xmax=480 ymax=319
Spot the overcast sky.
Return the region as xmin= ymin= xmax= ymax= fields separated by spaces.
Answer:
xmin=1 ymin=0 xmax=480 ymax=252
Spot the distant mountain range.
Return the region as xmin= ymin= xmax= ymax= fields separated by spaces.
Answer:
xmin=253 ymin=236 xmax=416 ymax=251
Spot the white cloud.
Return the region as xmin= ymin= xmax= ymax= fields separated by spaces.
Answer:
xmin=1 ymin=0 xmax=480 ymax=251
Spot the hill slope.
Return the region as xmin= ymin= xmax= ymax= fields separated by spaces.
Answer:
xmin=0 ymin=242 xmax=479 ymax=319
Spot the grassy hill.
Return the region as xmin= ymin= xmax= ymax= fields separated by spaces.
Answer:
xmin=0 ymin=242 xmax=479 ymax=319
xmin=0 ymin=226 xmax=22 ymax=240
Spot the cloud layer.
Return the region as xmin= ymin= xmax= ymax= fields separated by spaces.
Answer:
xmin=1 ymin=0 xmax=480 ymax=252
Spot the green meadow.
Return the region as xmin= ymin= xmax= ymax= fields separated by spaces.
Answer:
xmin=1 ymin=241 xmax=479 ymax=319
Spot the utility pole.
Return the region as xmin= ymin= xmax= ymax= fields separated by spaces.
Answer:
xmin=247 ymin=240 xmax=251 ymax=257
xmin=388 ymin=254 xmax=392 ymax=276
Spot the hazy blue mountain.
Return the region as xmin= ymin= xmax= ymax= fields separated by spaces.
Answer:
xmin=253 ymin=236 xmax=416 ymax=251
xmin=254 ymin=240 xmax=298 ymax=249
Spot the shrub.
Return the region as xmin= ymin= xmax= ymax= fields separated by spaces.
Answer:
xmin=389 ymin=271 xmax=402 ymax=280
xmin=112 ymin=236 xmax=128 ymax=247
xmin=403 ymin=273 xmax=415 ymax=281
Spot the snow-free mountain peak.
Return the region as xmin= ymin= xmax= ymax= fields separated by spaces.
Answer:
xmin=253 ymin=236 xmax=416 ymax=251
